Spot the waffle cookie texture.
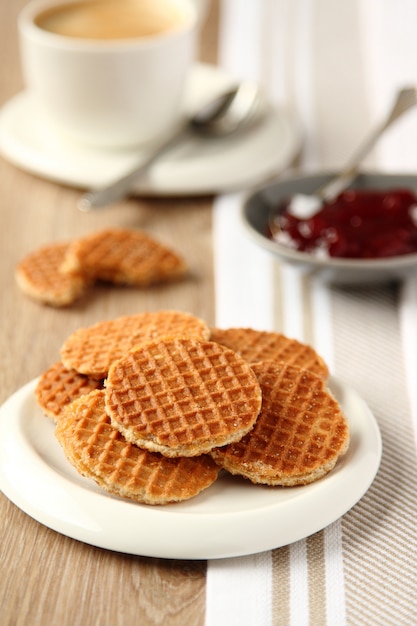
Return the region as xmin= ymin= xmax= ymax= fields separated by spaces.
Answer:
xmin=211 ymin=361 xmax=349 ymax=486
xmin=60 ymin=228 xmax=187 ymax=286
xmin=61 ymin=311 xmax=210 ymax=379
xmin=35 ymin=310 xmax=350 ymax=505
xmin=15 ymin=228 xmax=187 ymax=307
xmin=56 ymin=390 xmax=219 ymax=504
xmin=104 ymin=337 xmax=263 ymax=457
xmin=35 ymin=361 xmax=103 ymax=421
xmin=210 ymin=327 xmax=329 ymax=379
xmin=15 ymin=242 xmax=88 ymax=307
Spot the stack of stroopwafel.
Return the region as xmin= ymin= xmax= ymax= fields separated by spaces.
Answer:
xmin=36 ymin=311 xmax=350 ymax=505
xmin=16 ymin=228 xmax=187 ymax=307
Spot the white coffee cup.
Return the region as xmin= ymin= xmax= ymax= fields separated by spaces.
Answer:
xmin=18 ymin=0 xmax=198 ymax=148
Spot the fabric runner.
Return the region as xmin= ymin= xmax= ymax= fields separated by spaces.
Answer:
xmin=206 ymin=1 xmax=417 ymax=624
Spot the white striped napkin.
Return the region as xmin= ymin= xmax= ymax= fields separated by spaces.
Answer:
xmin=205 ymin=1 xmax=417 ymax=625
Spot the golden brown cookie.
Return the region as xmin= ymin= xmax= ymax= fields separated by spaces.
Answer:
xmin=60 ymin=310 xmax=210 ymax=379
xmin=61 ymin=227 xmax=187 ymax=286
xmin=55 ymin=390 xmax=220 ymax=505
xmin=35 ymin=361 xmax=103 ymax=421
xmin=210 ymin=327 xmax=329 ymax=379
xmin=104 ymin=337 xmax=262 ymax=457
xmin=15 ymin=242 xmax=88 ymax=307
xmin=211 ymin=361 xmax=349 ymax=486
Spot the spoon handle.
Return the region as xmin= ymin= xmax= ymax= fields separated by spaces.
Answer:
xmin=77 ymin=125 xmax=189 ymax=211
xmin=316 ymin=87 xmax=417 ymax=203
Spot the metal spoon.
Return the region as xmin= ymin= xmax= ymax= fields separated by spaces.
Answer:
xmin=78 ymin=82 xmax=262 ymax=211
xmin=271 ymin=86 xmax=417 ymax=223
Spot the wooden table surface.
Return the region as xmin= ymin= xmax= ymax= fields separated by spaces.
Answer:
xmin=0 ymin=2 xmax=220 ymax=624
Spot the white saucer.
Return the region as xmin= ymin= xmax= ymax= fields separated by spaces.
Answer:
xmin=0 ymin=64 xmax=300 ymax=196
xmin=0 ymin=376 xmax=381 ymax=560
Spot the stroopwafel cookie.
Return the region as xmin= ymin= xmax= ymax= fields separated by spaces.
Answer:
xmin=15 ymin=242 xmax=88 ymax=307
xmin=35 ymin=361 xmax=103 ymax=421
xmin=104 ymin=337 xmax=262 ymax=457
xmin=211 ymin=361 xmax=349 ymax=486
xmin=60 ymin=227 xmax=187 ymax=286
xmin=60 ymin=310 xmax=210 ymax=379
xmin=210 ymin=327 xmax=329 ymax=379
xmin=56 ymin=390 xmax=220 ymax=505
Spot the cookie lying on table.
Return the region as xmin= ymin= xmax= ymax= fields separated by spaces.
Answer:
xmin=15 ymin=242 xmax=88 ymax=307
xmin=60 ymin=227 xmax=187 ymax=286
xmin=15 ymin=227 xmax=187 ymax=307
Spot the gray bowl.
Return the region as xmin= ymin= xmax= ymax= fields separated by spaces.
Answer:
xmin=242 ymin=172 xmax=417 ymax=284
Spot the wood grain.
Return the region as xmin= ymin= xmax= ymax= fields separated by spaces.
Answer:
xmin=0 ymin=2 xmax=219 ymax=624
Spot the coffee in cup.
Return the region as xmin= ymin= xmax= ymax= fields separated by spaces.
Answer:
xmin=34 ymin=0 xmax=187 ymax=40
xmin=19 ymin=0 xmax=197 ymax=147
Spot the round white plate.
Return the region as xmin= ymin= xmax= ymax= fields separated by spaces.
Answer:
xmin=0 ymin=63 xmax=300 ymax=196
xmin=0 ymin=376 xmax=381 ymax=560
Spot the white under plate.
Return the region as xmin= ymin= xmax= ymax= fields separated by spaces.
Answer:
xmin=0 ymin=63 xmax=300 ymax=196
xmin=0 ymin=376 xmax=381 ymax=560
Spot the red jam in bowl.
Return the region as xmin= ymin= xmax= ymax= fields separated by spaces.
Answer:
xmin=270 ymin=188 xmax=417 ymax=259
